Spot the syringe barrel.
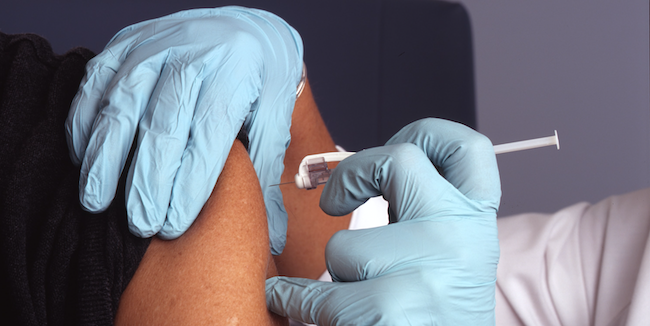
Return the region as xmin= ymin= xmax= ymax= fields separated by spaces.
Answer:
xmin=493 ymin=131 xmax=559 ymax=154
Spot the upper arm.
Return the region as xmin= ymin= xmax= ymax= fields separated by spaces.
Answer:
xmin=115 ymin=140 xmax=287 ymax=326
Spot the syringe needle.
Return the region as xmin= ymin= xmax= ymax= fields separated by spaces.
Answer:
xmin=269 ymin=181 xmax=296 ymax=187
xmin=493 ymin=130 xmax=560 ymax=155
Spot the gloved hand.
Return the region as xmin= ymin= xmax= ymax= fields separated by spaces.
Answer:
xmin=266 ymin=118 xmax=501 ymax=325
xmin=65 ymin=6 xmax=303 ymax=253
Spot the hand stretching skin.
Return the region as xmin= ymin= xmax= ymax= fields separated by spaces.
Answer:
xmin=65 ymin=6 xmax=303 ymax=254
xmin=266 ymin=118 xmax=501 ymax=325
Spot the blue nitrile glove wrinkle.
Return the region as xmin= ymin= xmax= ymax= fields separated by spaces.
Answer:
xmin=66 ymin=6 xmax=303 ymax=252
xmin=266 ymin=118 xmax=501 ymax=325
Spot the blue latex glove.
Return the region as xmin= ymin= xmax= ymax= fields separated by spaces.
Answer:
xmin=266 ymin=118 xmax=501 ymax=325
xmin=65 ymin=6 xmax=303 ymax=253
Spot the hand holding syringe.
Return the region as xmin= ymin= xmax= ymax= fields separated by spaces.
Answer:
xmin=273 ymin=131 xmax=560 ymax=189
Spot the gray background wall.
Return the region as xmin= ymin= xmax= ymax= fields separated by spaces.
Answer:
xmin=460 ymin=0 xmax=649 ymax=216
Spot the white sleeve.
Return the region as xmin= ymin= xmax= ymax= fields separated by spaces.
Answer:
xmin=495 ymin=187 xmax=650 ymax=326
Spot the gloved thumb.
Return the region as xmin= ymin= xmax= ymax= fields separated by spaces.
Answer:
xmin=265 ymin=276 xmax=337 ymax=325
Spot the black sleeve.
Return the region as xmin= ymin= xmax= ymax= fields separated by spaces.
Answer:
xmin=0 ymin=32 xmax=150 ymax=326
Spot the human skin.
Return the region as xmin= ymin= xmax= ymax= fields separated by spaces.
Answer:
xmin=115 ymin=77 xmax=352 ymax=324
xmin=114 ymin=139 xmax=287 ymax=325
xmin=274 ymin=78 xmax=353 ymax=279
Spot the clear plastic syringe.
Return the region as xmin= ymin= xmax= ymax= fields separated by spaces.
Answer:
xmin=275 ymin=130 xmax=560 ymax=189
xmin=493 ymin=130 xmax=559 ymax=154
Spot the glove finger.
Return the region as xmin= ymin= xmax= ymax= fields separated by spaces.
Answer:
xmin=157 ymin=35 xmax=263 ymax=239
xmin=385 ymin=118 xmax=501 ymax=210
xmin=325 ymin=219 xmax=498 ymax=282
xmin=78 ymin=53 xmax=166 ymax=213
xmin=245 ymin=82 xmax=296 ymax=255
xmin=268 ymin=275 xmax=423 ymax=325
xmin=246 ymin=130 xmax=291 ymax=254
xmin=65 ymin=52 xmax=120 ymax=166
xmin=321 ymin=143 xmax=466 ymax=222
xmin=262 ymin=181 xmax=289 ymax=255
xmin=65 ymin=20 xmax=152 ymax=166
xmin=124 ymin=58 xmax=202 ymax=238
xmin=324 ymin=224 xmax=420 ymax=282
xmin=266 ymin=276 xmax=341 ymax=325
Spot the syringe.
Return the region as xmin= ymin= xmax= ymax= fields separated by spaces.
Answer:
xmin=273 ymin=131 xmax=560 ymax=189
xmin=494 ymin=130 xmax=559 ymax=154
